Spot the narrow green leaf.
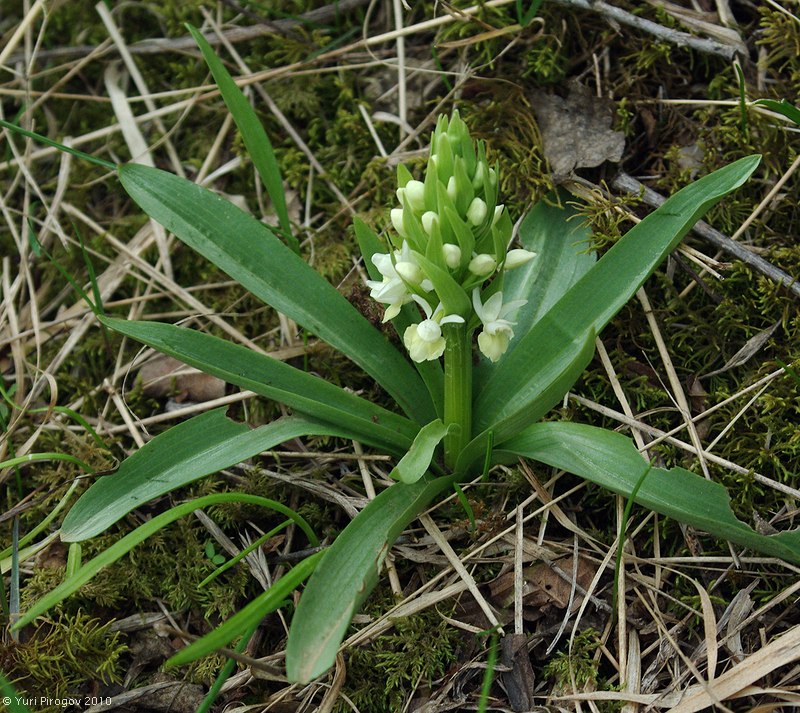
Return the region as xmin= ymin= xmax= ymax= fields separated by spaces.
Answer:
xmin=100 ymin=317 xmax=417 ymax=453
xmin=475 ymin=155 xmax=760 ymax=433
xmin=286 ymin=473 xmax=459 ymax=683
xmin=167 ymin=550 xmax=324 ymax=667
xmin=61 ymin=409 xmax=340 ymax=542
xmin=16 ymin=493 xmax=315 ymax=628
xmin=187 ymin=25 xmax=298 ymax=253
xmin=753 ymin=98 xmax=800 ymax=127
xmin=393 ymin=419 xmax=449 ymax=484
xmin=117 ymin=163 xmax=435 ymax=425
xmin=498 ymin=422 xmax=800 ymax=565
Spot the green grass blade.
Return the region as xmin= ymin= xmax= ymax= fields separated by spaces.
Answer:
xmin=16 ymin=492 xmax=316 ymax=628
xmin=753 ymin=98 xmax=800 ymax=127
xmin=0 ymin=119 xmax=116 ymax=171
xmin=474 ymin=155 xmax=760 ymax=433
xmin=60 ymin=409 xmax=338 ymax=542
xmin=286 ymin=473 xmax=459 ymax=683
xmin=117 ymin=163 xmax=435 ymax=425
xmin=498 ymin=422 xmax=800 ymax=565
xmin=100 ymin=316 xmax=417 ymax=453
xmin=187 ymin=24 xmax=298 ymax=253
xmin=167 ymin=550 xmax=323 ymax=667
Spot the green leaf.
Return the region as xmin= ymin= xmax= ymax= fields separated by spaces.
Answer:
xmin=753 ymin=98 xmax=800 ymax=127
xmin=167 ymin=550 xmax=324 ymax=667
xmin=61 ymin=409 xmax=339 ymax=542
xmin=286 ymin=473 xmax=459 ymax=683
xmin=187 ymin=25 xmax=298 ymax=253
xmin=393 ymin=419 xmax=449 ymax=484
xmin=474 ymin=155 xmax=760 ymax=433
xmin=117 ymin=163 xmax=435 ymax=425
xmin=498 ymin=422 xmax=800 ymax=565
xmin=100 ymin=316 xmax=417 ymax=453
xmin=502 ymin=193 xmax=596 ymax=349
xmin=16 ymin=492 xmax=315 ymax=627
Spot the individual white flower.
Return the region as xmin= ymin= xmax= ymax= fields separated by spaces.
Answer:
xmin=442 ymin=243 xmax=461 ymax=269
xmin=504 ymin=248 xmax=537 ymax=270
xmin=472 ymin=289 xmax=527 ymax=362
xmin=403 ymin=295 xmax=465 ymax=362
xmin=468 ymin=253 xmax=497 ymax=277
xmin=466 ymin=197 xmax=487 ymax=226
xmin=366 ymin=242 xmax=430 ymax=321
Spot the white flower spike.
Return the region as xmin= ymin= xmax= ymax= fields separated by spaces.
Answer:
xmin=403 ymin=296 xmax=465 ymax=362
xmin=472 ymin=289 xmax=527 ymax=362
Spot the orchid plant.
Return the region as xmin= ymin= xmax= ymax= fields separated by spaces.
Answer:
xmin=8 ymin=28 xmax=800 ymax=689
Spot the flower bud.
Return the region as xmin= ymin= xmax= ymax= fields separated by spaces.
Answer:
xmin=391 ymin=208 xmax=407 ymax=237
xmin=447 ymin=176 xmax=457 ymax=202
xmin=395 ymin=261 xmax=424 ymax=284
xmin=504 ymin=248 xmax=537 ymax=270
xmin=472 ymin=162 xmax=485 ymax=190
xmin=404 ymin=180 xmax=426 ymax=213
xmin=492 ymin=205 xmax=504 ymax=227
xmin=421 ymin=211 xmax=439 ymax=236
xmin=466 ymin=197 xmax=487 ymax=226
xmin=468 ymin=253 xmax=497 ymax=276
xmin=442 ymin=243 xmax=461 ymax=269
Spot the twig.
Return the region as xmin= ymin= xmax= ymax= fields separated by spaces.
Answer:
xmin=549 ymin=0 xmax=741 ymax=60
xmin=2 ymin=0 xmax=372 ymax=64
xmin=612 ymin=172 xmax=800 ymax=299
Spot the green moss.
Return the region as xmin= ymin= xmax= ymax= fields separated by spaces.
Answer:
xmin=543 ymin=628 xmax=602 ymax=690
xmin=4 ymin=611 xmax=126 ymax=706
xmin=338 ymin=604 xmax=459 ymax=712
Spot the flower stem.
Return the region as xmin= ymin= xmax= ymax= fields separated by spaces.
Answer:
xmin=443 ymin=324 xmax=472 ymax=471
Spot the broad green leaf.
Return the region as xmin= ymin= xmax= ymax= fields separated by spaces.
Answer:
xmin=286 ymin=473 xmax=459 ymax=683
xmin=61 ymin=409 xmax=337 ymax=542
xmin=498 ymin=422 xmax=800 ymax=565
xmin=475 ymin=155 xmax=761 ymax=433
xmin=117 ymin=163 xmax=435 ymax=425
xmin=457 ymin=329 xmax=595 ymax=474
xmin=354 ymin=218 xmax=444 ymax=416
xmin=167 ymin=550 xmax=324 ymax=667
xmin=100 ymin=317 xmax=417 ymax=453
xmin=16 ymin=493 xmax=314 ymax=627
xmin=187 ymin=25 xmax=298 ymax=253
xmin=393 ymin=419 xmax=449 ymax=484
xmin=502 ymin=193 xmax=596 ymax=347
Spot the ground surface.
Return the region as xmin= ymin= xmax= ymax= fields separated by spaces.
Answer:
xmin=1 ymin=1 xmax=800 ymax=711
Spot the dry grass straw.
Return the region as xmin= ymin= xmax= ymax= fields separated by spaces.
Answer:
xmin=2 ymin=0 xmax=800 ymax=711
